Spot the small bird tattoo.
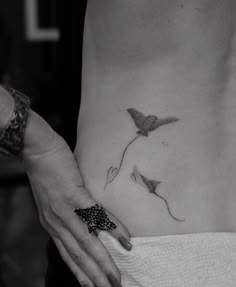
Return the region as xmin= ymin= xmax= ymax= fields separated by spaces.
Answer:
xmin=127 ymin=108 xmax=179 ymax=137
xmin=131 ymin=165 xmax=185 ymax=222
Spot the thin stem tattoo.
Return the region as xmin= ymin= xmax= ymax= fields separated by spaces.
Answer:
xmin=131 ymin=166 xmax=185 ymax=222
xmin=104 ymin=134 xmax=141 ymax=189
xmin=104 ymin=108 xmax=179 ymax=189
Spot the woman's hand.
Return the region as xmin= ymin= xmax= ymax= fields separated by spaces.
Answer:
xmin=22 ymin=113 xmax=131 ymax=287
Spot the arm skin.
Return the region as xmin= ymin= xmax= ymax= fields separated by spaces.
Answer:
xmin=0 ymin=86 xmax=14 ymax=131
xmin=0 ymin=86 xmax=131 ymax=287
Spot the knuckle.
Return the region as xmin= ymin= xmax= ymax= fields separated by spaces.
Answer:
xmin=77 ymin=278 xmax=93 ymax=287
xmin=73 ymin=275 xmax=88 ymax=286
xmin=72 ymin=270 xmax=93 ymax=287
xmin=60 ymin=251 xmax=71 ymax=264
xmin=96 ymin=255 xmax=108 ymax=269
xmin=92 ymin=248 xmax=114 ymax=271
xmin=48 ymin=226 xmax=59 ymax=238
xmin=70 ymin=251 xmax=84 ymax=266
xmin=50 ymin=201 xmax=63 ymax=216
xmin=93 ymin=248 xmax=110 ymax=266
xmin=43 ymin=212 xmax=56 ymax=228
xmin=79 ymin=235 xmax=91 ymax=250
xmin=92 ymin=276 xmax=109 ymax=287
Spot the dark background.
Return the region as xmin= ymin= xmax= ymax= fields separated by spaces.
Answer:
xmin=0 ymin=1 xmax=87 ymax=286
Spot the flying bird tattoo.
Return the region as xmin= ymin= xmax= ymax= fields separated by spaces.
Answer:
xmin=131 ymin=166 xmax=185 ymax=222
xmin=104 ymin=108 xmax=179 ymax=189
xmin=127 ymin=108 xmax=179 ymax=137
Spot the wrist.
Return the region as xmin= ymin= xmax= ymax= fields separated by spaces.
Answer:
xmin=23 ymin=110 xmax=66 ymax=159
xmin=0 ymin=85 xmax=66 ymax=159
xmin=0 ymin=86 xmax=15 ymax=131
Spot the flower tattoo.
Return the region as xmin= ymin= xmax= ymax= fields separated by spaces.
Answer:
xmin=104 ymin=108 xmax=179 ymax=189
xmin=131 ymin=166 xmax=185 ymax=222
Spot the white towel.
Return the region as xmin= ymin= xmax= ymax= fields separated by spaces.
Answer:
xmin=99 ymin=231 xmax=236 ymax=287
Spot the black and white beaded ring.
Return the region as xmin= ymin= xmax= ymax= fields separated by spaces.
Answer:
xmin=74 ymin=204 xmax=117 ymax=233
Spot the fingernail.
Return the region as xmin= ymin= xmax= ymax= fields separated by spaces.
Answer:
xmin=108 ymin=274 xmax=122 ymax=287
xmin=118 ymin=237 xmax=132 ymax=251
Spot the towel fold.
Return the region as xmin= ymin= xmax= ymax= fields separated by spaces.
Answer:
xmin=99 ymin=231 xmax=236 ymax=287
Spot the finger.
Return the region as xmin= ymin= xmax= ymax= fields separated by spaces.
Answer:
xmin=56 ymin=228 xmax=122 ymax=287
xmin=58 ymin=212 xmax=122 ymax=286
xmin=64 ymin=188 xmax=132 ymax=252
xmin=106 ymin=212 xmax=132 ymax=252
xmin=53 ymin=237 xmax=94 ymax=287
xmin=41 ymin=188 xmax=122 ymax=285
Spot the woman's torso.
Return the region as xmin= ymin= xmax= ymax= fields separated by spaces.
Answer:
xmin=75 ymin=0 xmax=236 ymax=236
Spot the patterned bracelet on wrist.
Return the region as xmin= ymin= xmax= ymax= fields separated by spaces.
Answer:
xmin=0 ymin=86 xmax=31 ymax=158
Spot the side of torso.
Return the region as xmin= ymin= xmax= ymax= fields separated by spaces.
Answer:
xmin=75 ymin=0 xmax=236 ymax=236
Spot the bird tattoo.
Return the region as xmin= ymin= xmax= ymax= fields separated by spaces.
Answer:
xmin=127 ymin=108 xmax=179 ymax=137
xmin=131 ymin=166 xmax=185 ymax=222
xmin=104 ymin=108 xmax=179 ymax=189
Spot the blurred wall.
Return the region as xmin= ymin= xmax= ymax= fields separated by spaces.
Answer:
xmin=0 ymin=0 xmax=87 ymax=146
xmin=0 ymin=1 xmax=87 ymax=286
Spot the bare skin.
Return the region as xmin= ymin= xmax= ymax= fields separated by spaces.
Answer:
xmin=1 ymin=1 xmax=235 ymax=286
xmin=0 ymin=84 xmax=130 ymax=287
xmin=7 ymin=2 xmax=236 ymax=286
xmin=75 ymin=0 xmax=236 ymax=237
